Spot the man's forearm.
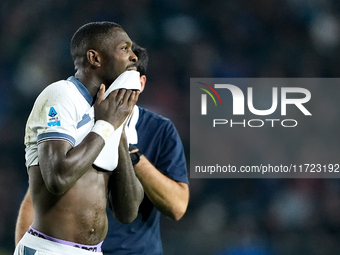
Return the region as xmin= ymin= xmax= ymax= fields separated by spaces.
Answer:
xmin=15 ymin=189 xmax=34 ymax=245
xmin=108 ymin=134 xmax=144 ymax=224
xmin=134 ymin=156 xmax=189 ymax=221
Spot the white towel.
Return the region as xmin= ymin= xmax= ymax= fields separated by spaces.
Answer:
xmin=93 ymin=71 xmax=141 ymax=171
xmin=104 ymin=70 xmax=141 ymax=97
xmin=125 ymin=105 xmax=139 ymax=145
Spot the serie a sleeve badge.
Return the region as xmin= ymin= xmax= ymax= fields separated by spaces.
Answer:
xmin=46 ymin=106 xmax=61 ymax=127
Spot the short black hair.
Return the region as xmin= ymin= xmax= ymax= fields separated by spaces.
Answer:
xmin=70 ymin=21 xmax=122 ymax=61
xmin=132 ymin=43 xmax=149 ymax=76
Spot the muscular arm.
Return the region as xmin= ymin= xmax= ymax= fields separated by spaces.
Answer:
xmin=15 ymin=189 xmax=33 ymax=245
xmin=134 ymin=157 xmax=189 ymax=221
xmin=39 ymin=88 xmax=138 ymax=195
xmin=38 ymin=133 xmax=105 ymax=195
xmin=108 ymin=132 xmax=144 ymax=224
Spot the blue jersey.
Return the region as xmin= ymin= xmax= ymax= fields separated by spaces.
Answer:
xmin=102 ymin=107 xmax=188 ymax=255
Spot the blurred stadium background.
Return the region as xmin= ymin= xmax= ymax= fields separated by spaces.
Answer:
xmin=1 ymin=0 xmax=340 ymax=254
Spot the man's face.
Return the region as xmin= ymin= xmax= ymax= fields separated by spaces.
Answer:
xmin=100 ymin=28 xmax=138 ymax=85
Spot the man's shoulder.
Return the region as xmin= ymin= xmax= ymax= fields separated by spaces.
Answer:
xmin=31 ymin=79 xmax=85 ymax=115
xmin=138 ymin=107 xmax=172 ymax=124
xmin=43 ymin=79 xmax=76 ymax=92
xmin=37 ymin=78 xmax=84 ymax=103
xmin=37 ymin=79 xmax=75 ymax=99
xmin=136 ymin=107 xmax=179 ymax=142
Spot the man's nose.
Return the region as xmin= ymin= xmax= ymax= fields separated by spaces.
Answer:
xmin=130 ymin=51 xmax=138 ymax=62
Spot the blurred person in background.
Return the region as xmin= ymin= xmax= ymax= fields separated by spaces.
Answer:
xmin=14 ymin=21 xmax=144 ymax=255
xmin=102 ymin=43 xmax=189 ymax=255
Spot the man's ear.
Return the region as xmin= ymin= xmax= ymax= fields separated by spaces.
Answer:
xmin=87 ymin=50 xmax=101 ymax=67
xmin=140 ymin=75 xmax=146 ymax=93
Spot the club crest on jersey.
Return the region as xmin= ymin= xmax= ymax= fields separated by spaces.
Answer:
xmin=47 ymin=106 xmax=61 ymax=126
